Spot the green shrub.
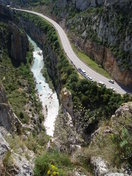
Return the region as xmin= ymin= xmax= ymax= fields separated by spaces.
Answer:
xmin=34 ymin=150 xmax=72 ymax=176
xmin=112 ymin=128 xmax=132 ymax=165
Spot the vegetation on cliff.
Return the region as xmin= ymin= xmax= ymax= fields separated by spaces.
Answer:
xmin=0 ymin=27 xmax=43 ymax=126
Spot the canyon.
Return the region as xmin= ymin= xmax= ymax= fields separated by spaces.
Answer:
xmin=0 ymin=3 xmax=132 ymax=176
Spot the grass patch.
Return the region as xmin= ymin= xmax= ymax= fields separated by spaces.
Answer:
xmin=72 ymin=44 xmax=111 ymax=79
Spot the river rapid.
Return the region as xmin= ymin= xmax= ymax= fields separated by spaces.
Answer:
xmin=28 ymin=37 xmax=59 ymax=137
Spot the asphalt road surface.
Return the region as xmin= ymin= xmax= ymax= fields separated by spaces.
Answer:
xmin=13 ymin=8 xmax=129 ymax=94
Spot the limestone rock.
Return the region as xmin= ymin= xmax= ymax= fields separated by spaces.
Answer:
xmin=91 ymin=156 xmax=109 ymax=176
xmin=105 ymin=173 xmax=129 ymax=176
xmin=0 ymin=133 xmax=10 ymax=160
xmin=60 ymin=87 xmax=73 ymax=116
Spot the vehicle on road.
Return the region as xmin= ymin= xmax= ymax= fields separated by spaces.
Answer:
xmin=110 ymin=87 xmax=116 ymax=91
xmin=99 ymin=81 xmax=105 ymax=86
xmin=87 ymin=75 xmax=92 ymax=81
xmin=78 ymin=68 xmax=82 ymax=72
xmin=109 ymin=79 xmax=114 ymax=84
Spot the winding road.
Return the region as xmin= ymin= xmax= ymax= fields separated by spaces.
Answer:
xmin=13 ymin=8 xmax=128 ymax=94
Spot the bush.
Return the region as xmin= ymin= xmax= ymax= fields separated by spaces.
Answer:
xmin=112 ymin=128 xmax=132 ymax=165
xmin=34 ymin=150 xmax=72 ymax=176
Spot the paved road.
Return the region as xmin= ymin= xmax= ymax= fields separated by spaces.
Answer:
xmin=13 ymin=8 xmax=127 ymax=94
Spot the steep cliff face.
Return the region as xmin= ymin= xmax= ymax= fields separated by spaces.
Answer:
xmin=0 ymin=84 xmax=22 ymax=133
xmin=8 ymin=23 xmax=29 ymax=66
xmin=54 ymin=0 xmax=131 ymax=11
xmin=0 ymin=5 xmax=29 ymax=66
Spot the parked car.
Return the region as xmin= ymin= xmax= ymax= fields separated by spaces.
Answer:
xmin=109 ymin=79 xmax=114 ymax=84
xmin=87 ymin=76 xmax=93 ymax=81
xmin=110 ymin=87 xmax=116 ymax=91
xmin=78 ymin=68 xmax=82 ymax=72
xmin=99 ymin=81 xmax=105 ymax=86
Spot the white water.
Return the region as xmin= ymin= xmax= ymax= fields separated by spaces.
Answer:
xmin=29 ymin=37 xmax=59 ymax=137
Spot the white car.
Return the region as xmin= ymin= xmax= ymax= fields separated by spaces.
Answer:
xmin=110 ymin=87 xmax=116 ymax=91
xmin=87 ymin=76 xmax=93 ymax=81
xmin=82 ymin=69 xmax=86 ymax=74
xmin=99 ymin=81 xmax=105 ymax=86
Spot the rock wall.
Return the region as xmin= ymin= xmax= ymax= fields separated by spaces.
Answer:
xmin=0 ymin=5 xmax=29 ymax=66
xmin=71 ymin=35 xmax=132 ymax=87
xmin=8 ymin=23 xmax=29 ymax=66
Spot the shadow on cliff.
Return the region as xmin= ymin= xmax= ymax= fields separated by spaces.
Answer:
xmin=118 ymin=83 xmax=132 ymax=94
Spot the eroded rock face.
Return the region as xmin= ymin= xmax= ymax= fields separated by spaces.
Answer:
xmin=111 ymin=102 xmax=132 ymax=130
xmin=0 ymin=133 xmax=10 ymax=160
xmin=54 ymin=0 xmax=131 ymax=11
xmin=0 ymin=133 xmax=33 ymax=176
xmin=91 ymin=157 xmax=130 ymax=176
xmin=8 ymin=23 xmax=29 ymax=66
xmin=0 ymin=5 xmax=29 ymax=66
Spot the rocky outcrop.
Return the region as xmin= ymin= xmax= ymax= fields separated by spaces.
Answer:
xmin=60 ymin=88 xmax=73 ymax=116
xmin=0 ymin=133 xmax=33 ymax=176
xmin=91 ymin=157 xmax=109 ymax=176
xmin=89 ymin=102 xmax=132 ymax=175
xmin=91 ymin=156 xmax=130 ymax=176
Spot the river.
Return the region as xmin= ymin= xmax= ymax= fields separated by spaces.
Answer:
xmin=28 ymin=37 xmax=59 ymax=137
